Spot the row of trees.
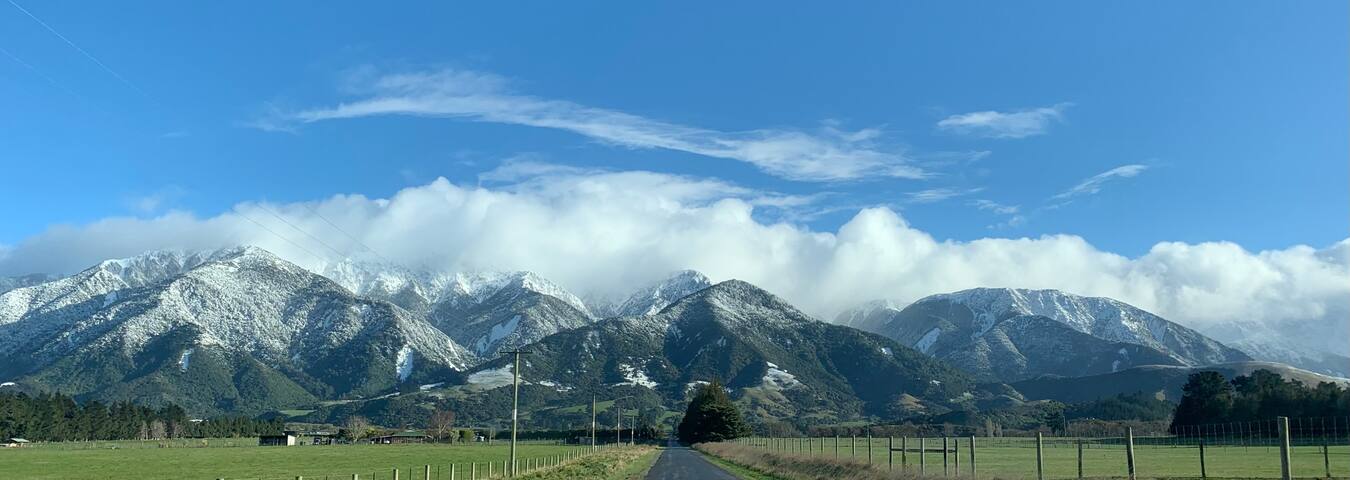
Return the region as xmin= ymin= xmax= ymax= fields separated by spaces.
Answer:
xmin=0 ymin=392 xmax=283 ymax=442
xmin=340 ymin=410 xmax=480 ymax=442
xmin=1171 ymin=369 xmax=1350 ymax=430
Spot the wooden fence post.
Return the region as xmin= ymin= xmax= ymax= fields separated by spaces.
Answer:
xmin=920 ymin=437 xmax=926 ymax=475
xmin=1278 ymin=417 xmax=1292 ymax=480
xmin=1126 ymin=427 xmax=1137 ymax=480
xmin=902 ymin=436 xmax=908 ymax=469
xmin=1077 ymin=439 xmax=1084 ymax=480
xmin=888 ymin=436 xmax=894 ymax=471
xmin=943 ymin=436 xmax=949 ymax=477
xmin=1036 ymin=431 xmax=1045 ymax=480
xmin=392 ymin=468 xmax=399 ymax=480
xmin=450 ymin=463 xmax=456 ymax=480
xmin=868 ymin=430 xmax=873 ymax=465
xmin=424 ymin=465 xmax=430 ymax=480
xmin=969 ymin=435 xmax=977 ymax=479
xmin=954 ymin=437 xmax=960 ymax=473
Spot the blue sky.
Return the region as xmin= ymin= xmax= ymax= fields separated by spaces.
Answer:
xmin=1 ymin=0 xmax=1345 ymax=256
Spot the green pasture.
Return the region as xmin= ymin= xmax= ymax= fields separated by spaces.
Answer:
xmin=0 ymin=438 xmax=618 ymax=480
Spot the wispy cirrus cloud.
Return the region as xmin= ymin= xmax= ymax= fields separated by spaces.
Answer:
xmin=479 ymin=158 xmax=825 ymax=214
xmin=257 ymin=68 xmax=924 ymax=182
xmin=906 ymin=187 xmax=983 ymax=204
xmin=971 ymin=199 xmax=1025 ymax=229
xmin=1053 ymin=164 xmax=1149 ymax=201
xmin=937 ymin=103 xmax=1070 ymax=139
xmin=971 ymin=199 xmax=1019 ymax=215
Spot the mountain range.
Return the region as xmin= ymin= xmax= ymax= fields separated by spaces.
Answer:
xmin=835 ymin=288 xmax=1254 ymax=382
xmin=0 ymin=245 xmax=1342 ymax=425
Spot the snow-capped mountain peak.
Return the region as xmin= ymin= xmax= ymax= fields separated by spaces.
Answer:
xmin=863 ymin=287 xmax=1250 ymax=382
xmin=925 ymin=287 xmax=1186 ymax=350
xmin=833 ymin=299 xmax=904 ymax=332
xmin=611 ymin=269 xmax=713 ymax=317
xmin=507 ymin=271 xmax=591 ymax=317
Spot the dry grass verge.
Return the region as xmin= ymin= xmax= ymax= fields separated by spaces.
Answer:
xmin=516 ymin=446 xmax=658 ymax=480
xmin=696 ymin=442 xmax=971 ymax=480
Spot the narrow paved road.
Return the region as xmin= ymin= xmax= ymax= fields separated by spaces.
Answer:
xmin=644 ymin=441 xmax=739 ymax=480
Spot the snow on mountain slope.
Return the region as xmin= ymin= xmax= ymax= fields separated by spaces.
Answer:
xmin=1228 ymin=337 xmax=1350 ymax=378
xmin=455 ymin=279 xmax=981 ymax=423
xmin=433 ymin=273 xmax=594 ymax=357
xmin=320 ymin=259 xmax=522 ymax=314
xmin=852 ymin=287 xmax=1249 ymax=381
xmin=609 ymin=270 xmax=712 ymax=317
xmin=924 ymin=288 xmax=1247 ymax=364
xmin=0 ymin=250 xmax=220 ymax=353
xmin=1 ymin=247 xmax=475 ymax=396
xmin=0 ymin=273 xmax=60 ymax=295
xmin=834 ymin=299 xmax=904 ymax=334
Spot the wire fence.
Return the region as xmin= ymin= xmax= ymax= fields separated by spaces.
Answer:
xmin=736 ymin=416 xmax=1350 ymax=479
xmin=205 ymin=443 xmax=635 ymax=480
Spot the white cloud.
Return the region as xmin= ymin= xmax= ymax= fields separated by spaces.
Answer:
xmin=258 ymin=68 xmax=923 ymax=182
xmin=937 ymin=104 xmax=1069 ymax=139
xmin=0 ymin=173 xmax=1345 ymax=356
xmin=971 ymin=199 xmax=1019 ymax=215
xmin=906 ymin=187 xmax=984 ymax=204
xmin=123 ymin=186 xmax=186 ymax=214
xmin=1053 ymin=164 xmax=1149 ymax=201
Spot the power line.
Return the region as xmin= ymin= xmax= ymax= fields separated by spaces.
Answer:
xmin=0 ymin=44 xmax=74 ymax=96
xmin=300 ymin=203 xmax=392 ymax=263
xmin=6 ymin=0 xmax=148 ymax=97
xmin=255 ymin=202 xmax=348 ymax=260
xmin=235 ymin=210 xmax=327 ymax=265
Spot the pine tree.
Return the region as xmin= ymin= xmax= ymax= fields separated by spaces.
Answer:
xmin=677 ymin=379 xmax=750 ymax=444
xmin=1171 ymin=371 xmax=1234 ymax=431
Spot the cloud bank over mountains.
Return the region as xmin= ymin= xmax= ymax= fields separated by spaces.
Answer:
xmin=1 ymin=171 xmax=1345 ymax=355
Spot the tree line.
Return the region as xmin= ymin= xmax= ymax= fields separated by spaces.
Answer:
xmin=1171 ymin=369 xmax=1350 ymax=432
xmin=0 ymin=392 xmax=283 ymax=442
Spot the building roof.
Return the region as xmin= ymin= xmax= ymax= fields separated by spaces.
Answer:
xmin=378 ymin=431 xmax=430 ymax=438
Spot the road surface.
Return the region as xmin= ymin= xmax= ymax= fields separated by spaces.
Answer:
xmin=644 ymin=442 xmax=739 ymax=480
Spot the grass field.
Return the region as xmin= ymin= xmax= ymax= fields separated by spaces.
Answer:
xmin=0 ymin=439 xmax=634 ymax=480
xmin=736 ymin=437 xmax=1350 ymax=479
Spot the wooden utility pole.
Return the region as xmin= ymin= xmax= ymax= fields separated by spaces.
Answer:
xmin=1278 ymin=417 xmax=1293 ymax=480
xmin=590 ymin=395 xmax=597 ymax=448
xmin=1199 ymin=438 xmax=1207 ymax=479
xmin=503 ymin=350 xmax=531 ymax=477
xmin=1036 ymin=432 xmax=1045 ymax=480
xmin=1126 ymin=427 xmax=1137 ymax=480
